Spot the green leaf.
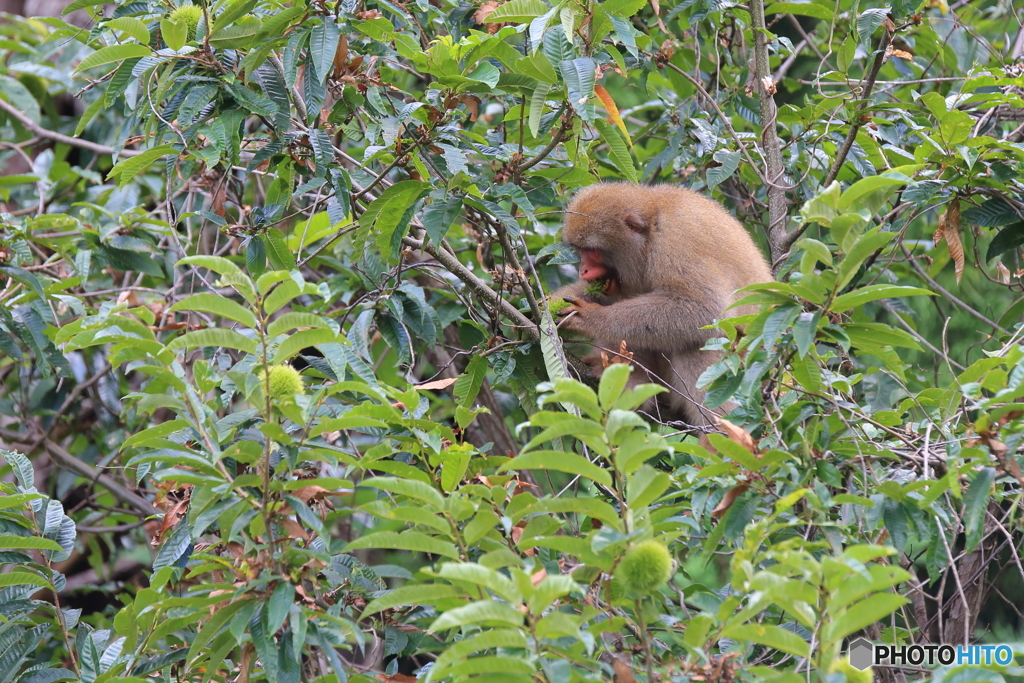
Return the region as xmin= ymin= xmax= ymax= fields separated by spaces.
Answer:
xmin=344 ymin=531 xmax=459 ymax=558
xmin=363 ymin=584 xmax=466 ymax=616
xmin=212 ymin=0 xmax=258 ymax=32
xmin=162 ymin=16 xmax=187 ymax=51
xmin=428 ymin=600 xmax=524 ymax=632
xmin=210 ymin=15 xmax=261 ymax=49
xmin=594 ymin=119 xmax=637 ymax=182
xmin=361 ymin=181 xmax=431 ymax=259
xmin=764 ymin=2 xmax=834 ymax=20
xmin=166 ymin=328 xmax=257 ymax=355
xmin=963 ymin=467 xmax=994 ymax=552
xmin=560 ymin=57 xmax=595 ymax=107
xmin=987 ymin=222 xmax=1024 ymax=260
xmin=834 ymin=228 xmax=895 ymax=290
xmin=453 ymin=356 xmax=487 ymax=408
xmin=360 ymin=476 xmax=444 ymax=509
xmin=226 ymin=82 xmax=278 ymax=117
xmin=310 ymin=18 xmax=341 ymax=83
xmin=962 ymin=199 xmax=1021 ymax=228
xmin=422 ymin=194 xmax=463 ymax=246
xmin=266 ymin=312 xmax=331 ymax=337
xmin=722 ymin=624 xmax=809 ymax=658
xmin=836 ymin=175 xmax=908 ymax=215
xmin=75 ymin=44 xmax=151 ymax=72
xmin=0 ymin=571 xmax=49 ymax=587
xmin=262 ymin=228 xmax=296 ymax=270
xmin=0 ymin=536 xmax=63 ymax=551
xmin=499 ymin=450 xmax=612 ymax=487
xmin=823 ymin=593 xmax=908 ymax=646
xmin=487 ymin=0 xmax=551 ymax=22
xmin=168 ymin=293 xmax=258 ymax=329
xmin=706 ymin=149 xmax=741 ymax=190
xmin=106 ymin=17 xmax=150 ymax=43
xmin=272 ymin=328 xmax=340 ymax=363
xmin=186 ymin=599 xmax=255 ymax=666
xmin=830 ymin=285 xmax=933 ymax=312
xmin=437 ymin=563 xmax=522 ymax=603
xmin=598 ymin=363 xmax=631 ymax=411
xmin=107 ymin=145 xmax=178 ymax=187
xmin=528 ymin=81 xmax=552 ymax=136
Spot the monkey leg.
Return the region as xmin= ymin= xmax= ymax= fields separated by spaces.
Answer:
xmin=664 ymin=350 xmax=730 ymax=428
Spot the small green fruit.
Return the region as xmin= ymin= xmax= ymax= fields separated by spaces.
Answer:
xmin=168 ymin=4 xmax=202 ymax=41
xmin=616 ymin=540 xmax=673 ymax=594
xmin=267 ymin=365 xmax=304 ymax=401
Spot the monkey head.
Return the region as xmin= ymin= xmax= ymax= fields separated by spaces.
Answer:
xmin=562 ymin=183 xmax=653 ymax=296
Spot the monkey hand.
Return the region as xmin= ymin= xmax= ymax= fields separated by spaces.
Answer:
xmin=556 ymin=296 xmax=604 ymax=334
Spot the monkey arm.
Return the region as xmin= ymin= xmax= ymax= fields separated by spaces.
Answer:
xmin=548 ymin=280 xmax=589 ymax=303
xmin=562 ymin=292 xmax=723 ymax=352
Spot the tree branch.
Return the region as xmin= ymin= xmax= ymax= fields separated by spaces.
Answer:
xmin=750 ymin=0 xmax=790 ymax=273
xmin=43 ymin=440 xmax=161 ymax=517
xmin=0 ymin=98 xmax=141 ymax=158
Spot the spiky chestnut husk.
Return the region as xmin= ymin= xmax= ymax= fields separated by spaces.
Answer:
xmin=584 ymin=278 xmax=610 ymax=296
xmin=616 ymin=540 xmax=673 ymax=594
xmin=267 ymin=365 xmax=304 ymax=401
xmin=168 ymin=4 xmax=202 ymax=41
xmin=549 ymin=297 xmax=572 ymax=315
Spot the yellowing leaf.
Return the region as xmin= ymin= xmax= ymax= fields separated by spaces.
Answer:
xmin=594 ymin=84 xmax=630 ymax=145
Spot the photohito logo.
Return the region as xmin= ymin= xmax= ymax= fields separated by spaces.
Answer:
xmin=847 ymin=639 xmax=1014 ymax=671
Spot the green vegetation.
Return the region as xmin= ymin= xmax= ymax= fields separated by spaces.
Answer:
xmin=0 ymin=0 xmax=1022 ymax=681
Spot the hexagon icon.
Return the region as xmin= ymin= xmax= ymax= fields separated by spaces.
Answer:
xmin=848 ymin=638 xmax=874 ymax=671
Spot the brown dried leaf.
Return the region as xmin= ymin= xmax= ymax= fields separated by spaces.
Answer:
xmin=152 ymin=498 xmax=188 ymax=545
xmin=937 ymin=198 xmax=964 ymax=284
xmin=711 ymin=484 xmax=749 ymax=518
xmin=458 ymin=94 xmax=481 ymax=121
xmin=613 ymin=658 xmax=637 ymax=683
xmin=292 ymin=485 xmax=331 ymax=504
xmin=997 ymin=261 xmax=1011 ymax=284
xmin=717 ymin=418 xmax=759 ymax=455
xmin=377 ymin=674 xmax=418 ymax=683
xmin=472 ymin=0 xmax=500 ymax=24
xmin=760 ymin=76 xmax=777 ymax=96
xmin=333 ymin=34 xmax=349 ymax=79
xmin=531 ymin=568 xmax=547 ymax=586
xmin=415 ymin=377 xmax=458 ymax=391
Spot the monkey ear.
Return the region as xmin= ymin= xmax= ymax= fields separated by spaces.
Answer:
xmin=624 ymin=212 xmax=649 ymax=234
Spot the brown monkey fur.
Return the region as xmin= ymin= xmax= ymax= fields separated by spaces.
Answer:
xmin=551 ymin=182 xmax=772 ymax=426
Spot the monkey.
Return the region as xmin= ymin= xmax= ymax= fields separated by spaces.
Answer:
xmin=549 ymin=182 xmax=772 ymax=427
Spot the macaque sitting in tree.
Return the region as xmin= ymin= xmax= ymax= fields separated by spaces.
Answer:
xmin=549 ymin=182 xmax=772 ymax=426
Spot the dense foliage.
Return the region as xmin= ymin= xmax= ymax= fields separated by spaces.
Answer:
xmin=1 ymin=0 xmax=1023 ymax=681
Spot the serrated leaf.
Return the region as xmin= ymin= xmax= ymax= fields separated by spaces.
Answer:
xmin=107 ymin=145 xmax=178 ymax=187
xmin=498 ymin=450 xmax=612 ymax=487
xmin=345 ymin=531 xmax=459 ymax=558
xmin=428 ymin=600 xmax=524 ymax=633
xmin=830 ymin=285 xmax=933 ymax=312
xmin=310 ymin=18 xmax=341 ymax=84
xmin=106 ymin=17 xmax=150 ymax=43
xmin=528 ymin=81 xmax=552 ymax=137
xmin=166 ymin=328 xmax=257 ymax=355
xmin=594 ymin=119 xmax=636 ymax=182
xmin=75 ymin=44 xmax=151 ymax=72
xmin=168 ymin=293 xmax=258 ymax=329
xmin=722 ymin=624 xmax=809 ymax=658
xmin=488 ymin=0 xmax=550 ymax=22
xmin=361 ymin=477 xmax=444 ymax=509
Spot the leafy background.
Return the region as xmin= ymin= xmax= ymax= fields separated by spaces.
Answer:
xmin=0 ymin=0 xmax=1023 ymax=681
